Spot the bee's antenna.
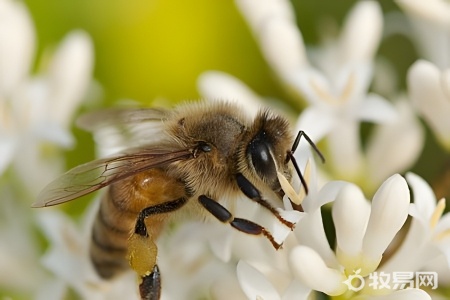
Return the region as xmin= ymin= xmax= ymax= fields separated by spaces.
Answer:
xmin=286 ymin=130 xmax=325 ymax=194
xmin=286 ymin=151 xmax=309 ymax=195
xmin=289 ymin=130 xmax=325 ymax=163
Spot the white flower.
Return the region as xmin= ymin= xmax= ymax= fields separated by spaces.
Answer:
xmin=0 ymin=187 xmax=49 ymax=298
xmin=396 ymin=0 xmax=450 ymax=69
xmin=0 ymin=0 xmax=94 ymax=192
xmin=380 ymin=173 xmax=450 ymax=277
xmin=289 ymin=174 xmax=430 ymax=298
xmin=407 ymin=60 xmax=450 ymax=151
xmin=293 ymin=65 xmax=396 ymax=182
xmin=232 ymin=160 xmax=345 ymax=300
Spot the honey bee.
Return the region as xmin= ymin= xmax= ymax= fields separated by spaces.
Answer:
xmin=33 ymin=101 xmax=323 ymax=300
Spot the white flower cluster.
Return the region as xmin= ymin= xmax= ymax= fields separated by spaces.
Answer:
xmin=0 ymin=0 xmax=95 ymax=298
xmin=1 ymin=0 xmax=449 ymax=300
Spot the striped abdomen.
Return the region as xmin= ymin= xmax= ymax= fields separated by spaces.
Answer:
xmin=89 ymin=168 xmax=187 ymax=279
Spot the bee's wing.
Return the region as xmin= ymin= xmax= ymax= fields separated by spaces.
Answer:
xmin=33 ymin=148 xmax=192 ymax=208
xmin=76 ymin=108 xmax=171 ymax=152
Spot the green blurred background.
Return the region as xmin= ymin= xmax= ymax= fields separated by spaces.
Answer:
xmin=25 ymin=0 xmax=406 ymax=105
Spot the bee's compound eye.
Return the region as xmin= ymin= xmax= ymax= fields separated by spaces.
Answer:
xmin=248 ymin=131 xmax=277 ymax=183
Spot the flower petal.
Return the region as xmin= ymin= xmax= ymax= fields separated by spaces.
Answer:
xmin=290 ymin=246 xmax=347 ymax=296
xmin=408 ymin=60 xmax=450 ymax=149
xmin=332 ymin=183 xmax=371 ymax=271
xmin=281 ymin=279 xmax=311 ymax=300
xmin=197 ymin=71 xmax=263 ymax=118
xmin=258 ymin=17 xmax=307 ymax=81
xmin=362 ymin=288 xmax=431 ymax=300
xmin=294 ymin=208 xmax=340 ymax=269
xmin=47 ymin=30 xmax=94 ymax=128
xmin=295 ymin=106 xmax=336 ymax=142
xmin=235 ymin=0 xmax=296 ymax=33
xmin=237 ymin=260 xmax=280 ymax=300
xmin=406 ymin=172 xmax=438 ymax=221
xmin=0 ymin=0 xmax=35 ymax=96
xmin=338 ymin=1 xmax=383 ymax=64
xmin=361 ymin=174 xmax=410 ymax=275
xmin=327 ymin=119 xmax=364 ymax=180
xmin=357 ymin=93 xmax=397 ymax=123
xmin=396 ymin=0 xmax=450 ymax=68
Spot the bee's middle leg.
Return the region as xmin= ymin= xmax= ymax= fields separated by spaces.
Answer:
xmin=198 ymin=195 xmax=283 ymax=250
xmin=128 ymin=197 xmax=187 ymax=300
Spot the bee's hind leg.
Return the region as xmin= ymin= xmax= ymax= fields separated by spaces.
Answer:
xmin=127 ymin=197 xmax=187 ymax=300
xmin=139 ymin=265 xmax=161 ymax=300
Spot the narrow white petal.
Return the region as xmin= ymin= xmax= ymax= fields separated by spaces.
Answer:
xmin=295 ymin=106 xmax=336 ymax=143
xmin=288 ymin=68 xmax=332 ymax=106
xmin=197 ymin=71 xmax=263 ymax=118
xmin=304 ymin=180 xmax=347 ymax=212
xmin=408 ymin=60 xmax=450 ymax=149
xmin=290 ymin=246 xmax=347 ymax=296
xmin=381 ymin=176 xmax=445 ymax=273
xmin=0 ymin=0 xmax=35 ymax=96
xmin=361 ymin=174 xmax=410 ymax=275
xmin=366 ymin=100 xmax=424 ymax=186
xmin=236 ymin=0 xmax=295 ymax=33
xmin=406 ymin=172 xmax=437 ymax=220
xmin=357 ymin=94 xmax=397 ymax=123
xmin=271 ymin=209 xmax=303 ymax=245
xmin=363 ymin=288 xmax=431 ymax=300
xmin=380 ymin=213 xmax=438 ymax=273
xmin=34 ymin=123 xmax=74 ymax=147
xmin=327 ymin=119 xmax=364 ymax=180
xmin=396 ymin=0 xmax=450 ymax=68
xmin=281 ymin=279 xmax=311 ymax=300
xmin=435 ymin=211 xmax=450 ymax=234
xmin=295 ymin=209 xmax=340 ymax=269
xmin=338 ymin=1 xmax=383 ymax=64
xmin=48 ymin=30 xmax=94 ymax=128
xmin=332 ymin=183 xmax=371 ymax=271
xmin=237 ymin=260 xmax=280 ymax=300
xmin=335 ymin=63 xmax=373 ymax=106
xmin=396 ymin=0 xmax=450 ymax=27
xmin=258 ymin=17 xmax=307 ymax=80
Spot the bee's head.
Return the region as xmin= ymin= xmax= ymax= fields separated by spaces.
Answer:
xmin=240 ymin=110 xmax=293 ymax=191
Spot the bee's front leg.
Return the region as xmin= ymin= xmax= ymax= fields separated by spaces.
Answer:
xmin=127 ymin=197 xmax=187 ymax=300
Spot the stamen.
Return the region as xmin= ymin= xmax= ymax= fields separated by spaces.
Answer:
xmin=278 ymin=160 xmax=311 ymax=206
xmin=278 ymin=172 xmax=301 ymax=205
xmin=430 ymin=198 xmax=446 ymax=229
